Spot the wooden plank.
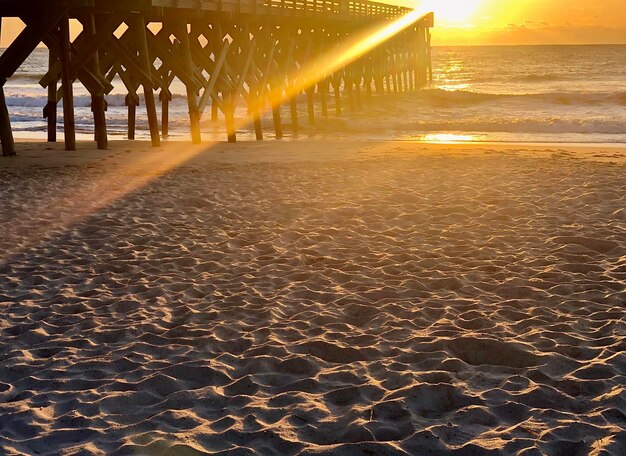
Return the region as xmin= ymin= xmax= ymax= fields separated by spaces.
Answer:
xmin=106 ymin=39 xmax=155 ymax=87
xmin=147 ymin=27 xmax=203 ymax=91
xmin=39 ymin=14 xmax=122 ymax=92
xmin=197 ymin=40 xmax=230 ymax=115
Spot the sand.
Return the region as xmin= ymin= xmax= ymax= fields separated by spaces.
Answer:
xmin=0 ymin=140 xmax=624 ymax=456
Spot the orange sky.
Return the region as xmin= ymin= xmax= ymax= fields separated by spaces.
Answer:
xmin=1 ymin=0 xmax=625 ymax=47
xmin=409 ymin=0 xmax=626 ymax=45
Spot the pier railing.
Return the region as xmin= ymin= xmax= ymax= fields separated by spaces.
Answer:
xmin=261 ymin=0 xmax=412 ymax=19
xmin=109 ymin=0 xmax=413 ymax=19
xmin=0 ymin=0 xmax=433 ymax=155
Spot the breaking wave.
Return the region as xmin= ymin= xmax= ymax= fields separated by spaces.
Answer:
xmin=4 ymin=93 xmax=189 ymax=108
xmin=417 ymin=89 xmax=626 ymax=107
xmin=407 ymin=118 xmax=626 ymax=135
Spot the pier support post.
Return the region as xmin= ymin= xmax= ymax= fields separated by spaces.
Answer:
xmin=132 ymin=14 xmax=160 ymax=147
xmin=83 ymin=14 xmax=108 ymax=149
xmin=160 ymin=90 xmax=170 ymax=138
xmin=173 ymin=20 xmax=201 ymax=144
xmin=0 ymin=85 xmax=15 ymax=156
xmin=225 ymin=92 xmax=236 ymax=143
xmin=251 ymin=85 xmax=263 ymax=141
xmin=269 ymin=77 xmax=283 ymax=138
xmin=253 ymin=104 xmax=263 ymax=141
xmin=332 ymin=75 xmax=342 ymax=116
xmin=346 ymin=79 xmax=354 ymax=110
xmin=272 ymin=104 xmax=283 ymax=139
xmin=354 ymin=77 xmax=362 ymax=108
xmin=211 ymin=99 xmax=219 ymax=121
xmin=44 ymin=47 xmax=58 ymax=143
xmin=290 ymin=96 xmax=298 ymax=132
xmin=270 ymin=80 xmax=283 ymax=138
xmin=0 ymin=18 xmax=14 ymax=156
xmin=320 ymin=81 xmax=328 ymax=118
xmin=125 ymin=94 xmax=138 ymax=140
xmin=427 ymin=29 xmax=433 ymax=83
xmin=306 ymin=88 xmax=315 ymax=125
xmin=59 ymin=16 xmax=76 ymax=151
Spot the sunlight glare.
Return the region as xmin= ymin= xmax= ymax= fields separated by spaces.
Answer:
xmin=416 ymin=0 xmax=482 ymax=25
xmin=422 ymin=133 xmax=478 ymax=143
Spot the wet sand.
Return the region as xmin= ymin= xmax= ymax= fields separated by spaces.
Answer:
xmin=0 ymin=140 xmax=625 ymax=455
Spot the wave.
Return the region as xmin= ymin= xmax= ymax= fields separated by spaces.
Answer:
xmin=4 ymin=93 xmax=191 ymax=108
xmin=10 ymin=72 xmax=45 ymax=81
xmin=418 ymin=89 xmax=626 ymax=107
xmin=401 ymin=118 xmax=626 ymax=135
xmin=6 ymin=88 xmax=625 ymax=110
xmin=515 ymin=73 xmax=565 ymax=83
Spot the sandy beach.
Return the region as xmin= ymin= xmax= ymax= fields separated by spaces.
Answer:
xmin=0 ymin=140 xmax=624 ymax=455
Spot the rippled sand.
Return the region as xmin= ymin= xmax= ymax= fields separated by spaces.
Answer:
xmin=0 ymin=141 xmax=625 ymax=455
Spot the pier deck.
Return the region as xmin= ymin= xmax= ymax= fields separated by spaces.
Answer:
xmin=0 ymin=0 xmax=433 ymax=154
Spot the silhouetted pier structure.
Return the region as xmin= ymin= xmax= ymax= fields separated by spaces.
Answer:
xmin=0 ymin=0 xmax=433 ymax=155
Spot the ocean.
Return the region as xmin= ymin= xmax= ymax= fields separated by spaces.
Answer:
xmin=3 ymin=44 xmax=626 ymax=143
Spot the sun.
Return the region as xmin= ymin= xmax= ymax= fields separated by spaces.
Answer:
xmin=415 ymin=0 xmax=483 ymax=25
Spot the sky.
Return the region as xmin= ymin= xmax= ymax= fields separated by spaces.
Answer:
xmin=409 ymin=0 xmax=626 ymax=45
xmin=1 ymin=0 xmax=625 ymax=47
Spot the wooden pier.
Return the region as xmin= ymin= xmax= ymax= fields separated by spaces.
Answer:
xmin=0 ymin=0 xmax=434 ymax=155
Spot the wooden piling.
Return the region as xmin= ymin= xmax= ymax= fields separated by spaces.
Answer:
xmin=333 ymin=77 xmax=342 ymax=116
xmin=225 ymin=92 xmax=236 ymax=143
xmin=173 ymin=20 xmax=201 ymax=144
xmin=83 ymin=14 xmax=107 ymax=150
xmin=272 ymin=105 xmax=283 ymax=139
xmin=160 ymin=90 xmax=170 ymax=138
xmin=132 ymin=14 xmax=160 ymax=147
xmin=125 ymin=94 xmax=138 ymax=140
xmin=211 ymin=100 xmax=219 ymax=122
xmin=306 ymin=89 xmax=315 ymax=125
xmin=44 ymin=47 xmax=58 ymax=143
xmin=253 ymin=106 xmax=263 ymax=141
xmin=354 ymin=79 xmax=362 ymax=108
xmin=320 ymin=82 xmax=328 ymax=118
xmin=290 ymin=97 xmax=298 ymax=132
xmin=0 ymin=17 xmax=13 ymax=156
xmin=58 ymin=17 xmax=76 ymax=151
xmin=0 ymin=86 xmax=15 ymax=156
